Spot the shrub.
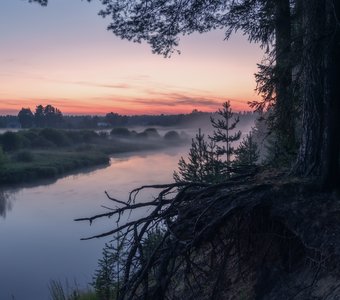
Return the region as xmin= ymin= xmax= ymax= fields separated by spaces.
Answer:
xmin=0 ymin=146 xmax=6 ymax=165
xmin=234 ymin=132 xmax=259 ymax=170
xmin=143 ymin=128 xmax=160 ymax=139
xmin=110 ymin=127 xmax=131 ymax=138
xmin=164 ymin=130 xmax=180 ymax=141
xmin=39 ymin=128 xmax=71 ymax=147
xmin=81 ymin=130 xmax=99 ymax=143
xmin=64 ymin=130 xmax=83 ymax=143
xmin=0 ymin=131 xmax=24 ymax=152
xmin=173 ymin=129 xmax=224 ymax=184
xmin=15 ymin=150 xmax=34 ymax=162
xmin=31 ymin=136 xmax=55 ymax=148
xmin=19 ymin=130 xmax=39 ymax=143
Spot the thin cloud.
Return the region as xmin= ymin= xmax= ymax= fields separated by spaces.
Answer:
xmin=72 ymin=81 xmax=130 ymax=89
xmin=0 ymin=71 xmax=131 ymax=90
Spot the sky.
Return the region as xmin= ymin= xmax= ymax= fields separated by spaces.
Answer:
xmin=0 ymin=0 xmax=264 ymax=115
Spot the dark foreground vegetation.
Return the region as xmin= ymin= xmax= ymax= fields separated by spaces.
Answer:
xmin=0 ymin=127 xmax=186 ymax=184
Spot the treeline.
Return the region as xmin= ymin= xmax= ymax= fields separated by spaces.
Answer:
xmin=0 ymin=127 xmax=185 ymax=154
xmin=0 ymin=105 xmax=256 ymax=129
xmin=0 ymin=127 xmax=187 ymax=184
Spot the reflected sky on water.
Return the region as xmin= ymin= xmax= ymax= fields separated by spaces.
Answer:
xmin=0 ymin=147 xmax=184 ymax=300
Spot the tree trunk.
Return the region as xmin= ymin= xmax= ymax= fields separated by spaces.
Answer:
xmin=293 ymin=0 xmax=340 ymax=189
xmin=274 ymin=0 xmax=295 ymax=148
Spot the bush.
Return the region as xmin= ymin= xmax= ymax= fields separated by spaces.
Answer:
xmin=164 ymin=130 xmax=180 ymax=141
xmin=15 ymin=150 xmax=34 ymax=162
xmin=39 ymin=128 xmax=71 ymax=147
xmin=110 ymin=127 xmax=131 ymax=138
xmin=81 ymin=130 xmax=99 ymax=143
xmin=31 ymin=136 xmax=55 ymax=148
xmin=0 ymin=147 xmax=6 ymax=165
xmin=143 ymin=128 xmax=160 ymax=139
xmin=19 ymin=129 xmax=39 ymax=139
xmin=0 ymin=131 xmax=24 ymax=152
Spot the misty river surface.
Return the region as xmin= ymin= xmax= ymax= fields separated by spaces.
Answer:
xmin=0 ymin=147 xmax=185 ymax=300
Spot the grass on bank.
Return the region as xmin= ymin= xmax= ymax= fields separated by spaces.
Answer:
xmin=49 ymin=280 xmax=100 ymax=300
xmin=0 ymin=127 xmax=186 ymax=184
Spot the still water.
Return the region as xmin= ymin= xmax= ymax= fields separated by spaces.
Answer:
xmin=0 ymin=147 xmax=184 ymax=300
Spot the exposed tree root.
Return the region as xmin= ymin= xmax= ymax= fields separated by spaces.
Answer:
xmin=76 ymin=170 xmax=340 ymax=299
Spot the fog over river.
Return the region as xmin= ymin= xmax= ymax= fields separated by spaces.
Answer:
xmin=0 ymin=147 xmax=185 ymax=300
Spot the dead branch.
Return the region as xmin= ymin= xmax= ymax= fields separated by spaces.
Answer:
xmin=75 ymin=170 xmax=337 ymax=299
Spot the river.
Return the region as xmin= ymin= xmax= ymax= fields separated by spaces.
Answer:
xmin=0 ymin=147 xmax=185 ymax=300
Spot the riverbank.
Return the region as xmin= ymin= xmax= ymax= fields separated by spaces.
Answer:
xmin=0 ymin=128 xmax=186 ymax=184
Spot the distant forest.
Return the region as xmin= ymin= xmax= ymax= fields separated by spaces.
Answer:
xmin=0 ymin=104 xmax=256 ymax=129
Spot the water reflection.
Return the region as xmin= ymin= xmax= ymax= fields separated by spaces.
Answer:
xmin=0 ymin=148 xmax=185 ymax=300
xmin=0 ymin=189 xmax=14 ymax=218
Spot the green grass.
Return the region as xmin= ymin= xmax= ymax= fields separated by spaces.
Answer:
xmin=0 ymin=149 xmax=109 ymax=184
xmin=49 ymin=280 xmax=99 ymax=300
xmin=0 ymin=128 xmax=186 ymax=185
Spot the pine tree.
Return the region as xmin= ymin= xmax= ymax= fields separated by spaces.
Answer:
xmin=173 ymin=129 xmax=223 ymax=184
xmin=234 ymin=132 xmax=259 ymax=172
xmin=209 ymin=101 xmax=241 ymax=177
xmin=92 ymin=243 xmax=118 ymax=300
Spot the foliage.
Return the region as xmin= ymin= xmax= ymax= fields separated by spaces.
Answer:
xmin=0 ymin=150 xmax=109 ymax=184
xmin=233 ymin=131 xmax=259 ymax=172
xmin=209 ymin=101 xmax=241 ymax=175
xmin=15 ymin=150 xmax=34 ymax=162
xmin=18 ymin=108 xmax=34 ymax=128
xmin=164 ymin=130 xmax=180 ymax=141
xmin=143 ymin=128 xmax=160 ymax=139
xmin=0 ymin=131 xmax=24 ymax=152
xmin=49 ymin=280 xmax=68 ymax=300
xmin=39 ymin=128 xmax=71 ymax=146
xmin=0 ymin=146 xmax=6 ymax=166
xmin=80 ymin=130 xmax=99 ymax=143
xmin=29 ymin=0 xmax=48 ymax=5
xmin=17 ymin=104 xmax=64 ymax=128
xmin=141 ymin=228 xmax=165 ymax=260
xmin=174 ymin=129 xmax=224 ymax=184
xmin=33 ymin=104 xmax=64 ymax=128
xmin=264 ymin=134 xmax=295 ymax=168
xmin=174 ymin=102 xmax=249 ymax=183
xmin=92 ymin=227 xmax=165 ymax=300
xmin=49 ymin=280 xmax=98 ymax=300
xmin=92 ymin=243 xmax=118 ymax=300
xmin=105 ymin=112 xmax=128 ymax=127
xmin=110 ymin=128 xmax=131 ymax=138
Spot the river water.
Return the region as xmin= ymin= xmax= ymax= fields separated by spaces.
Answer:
xmin=0 ymin=147 xmax=185 ymax=300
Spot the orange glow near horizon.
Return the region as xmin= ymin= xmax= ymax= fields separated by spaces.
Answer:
xmin=0 ymin=0 xmax=263 ymax=116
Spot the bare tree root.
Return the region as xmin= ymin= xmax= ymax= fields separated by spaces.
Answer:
xmin=75 ymin=170 xmax=340 ymax=299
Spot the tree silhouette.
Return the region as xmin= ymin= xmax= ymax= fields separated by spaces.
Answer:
xmin=18 ymin=108 xmax=34 ymax=128
xmin=233 ymin=131 xmax=259 ymax=171
xmin=174 ymin=129 xmax=224 ymax=184
xmin=209 ymin=101 xmax=241 ymax=176
xmin=34 ymin=105 xmax=45 ymax=128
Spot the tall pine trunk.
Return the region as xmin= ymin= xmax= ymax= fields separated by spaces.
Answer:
xmin=274 ymin=0 xmax=295 ymax=149
xmin=293 ymin=0 xmax=340 ymax=188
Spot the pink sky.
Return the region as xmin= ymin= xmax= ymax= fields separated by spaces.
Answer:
xmin=0 ymin=0 xmax=264 ymax=115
